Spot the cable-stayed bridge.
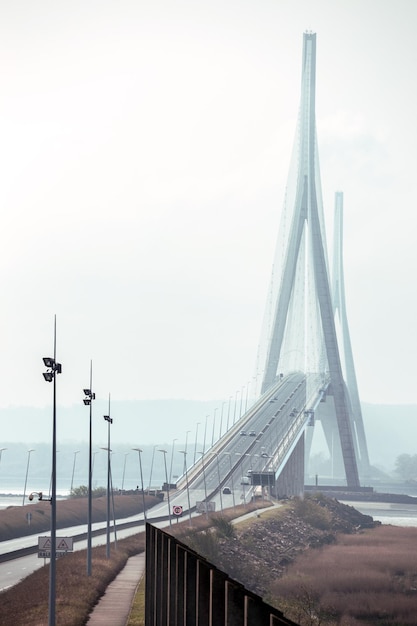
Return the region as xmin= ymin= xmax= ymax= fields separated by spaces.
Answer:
xmin=176 ymin=32 xmax=370 ymax=506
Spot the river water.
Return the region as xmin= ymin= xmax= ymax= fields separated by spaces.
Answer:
xmin=340 ymin=500 xmax=417 ymax=527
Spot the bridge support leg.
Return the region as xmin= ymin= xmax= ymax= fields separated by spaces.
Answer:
xmin=276 ymin=435 xmax=305 ymax=499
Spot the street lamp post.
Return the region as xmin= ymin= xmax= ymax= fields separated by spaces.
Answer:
xmin=203 ymin=415 xmax=209 ymax=453
xmin=211 ymin=408 xmax=217 ymax=447
xmin=209 ymin=451 xmax=223 ymax=513
xmin=22 ymin=449 xmax=35 ymax=506
xmin=158 ymin=449 xmax=171 ymax=526
xmin=103 ymin=395 xmax=113 ymax=558
xmin=227 ymin=396 xmax=232 ymax=431
xmin=183 ymin=431 xmax=190 ymax=474
xmin=198 ymin=451 xmax=208 ymax=512
xmin=132 ymin=448 xmax=147 ymax=521
xmin=0 ymin=448 xmax=7 ymax=474
xmin=224 ymin=452 xmax=236 ymax=507
xmin=83 ymin=367 xmax=95 ymax=577
xmin=178 ymin=450 xmax=192 ymax=526
xmin=121 ymin=453 xmax=129 ymax=492
xmin=193 ymin=422 xmax=200 ymax=465
xmin=70 ymin=450 xmax=80 ymax=493
xmin=219 ymin=402 xmax=226 ymax=439
xmin=233 ymin=389 xmax=239 ymax=424
xmin=148 ymin=445 xmax=157 ymax=493
xmin=42 ymin=316 xmax=62 ymax=626
xmin=169 ymin=438 xmax=177 ymax=486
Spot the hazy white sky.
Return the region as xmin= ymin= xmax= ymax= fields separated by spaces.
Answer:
xmin=1 ymin=0 xmax=416 ymax=412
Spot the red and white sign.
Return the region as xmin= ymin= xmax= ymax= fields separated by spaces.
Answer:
xmin=172 ymin=505 xmax=183 ymax=516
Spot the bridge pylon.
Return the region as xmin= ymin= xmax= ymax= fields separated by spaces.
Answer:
xmin=258 ymin=33 xmax=361 ymax=488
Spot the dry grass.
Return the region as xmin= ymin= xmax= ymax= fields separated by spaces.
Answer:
xmin=127 ymin=575 xmax=146 ymax=626
xmin=0 ymin=493 xmax=152 ymax=541
xmin=0 ymin=536 xmax=145 ymax=626
xmin=269 ymin=525 xmax=417 ymax=625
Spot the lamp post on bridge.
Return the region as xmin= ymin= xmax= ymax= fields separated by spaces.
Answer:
xmin=219 ymin=402 xmax=226 ymax=439
xmin=226 ymin=396 xmax=232 ymax=431
xmin=121 ymin=453 xmax=129 ymax=492
xmin=183 ymin=431 xmax=191 ymax=474
xmin=211 ymin=408 xmax=217 ymax=446
xmin=208 ymin=451 xmax=223 ymax=513
xmin=158 ymin=449 xmax=171 ymax=526
xmin=148 ymin=445 xmax=157 ymax=493
xmin=22 ymin=449 xmax=35 ymax=506
xmin=178 ymin=450 xmax=192 ymax=526
xmin=233 ymin=389 xmax=239 ymax=424
xmin=132 ymin=448 xmax=147 ymax=521
xmin=169 ymin=438 xmax=177 ymax=486
xmin=223 ymin=452 xmax=236 ymax=508
xmin=70 ymin=450 xmax=80 ymax=493
xmin=193 ymin=422 xmax=200 ymax=465
xmin=198 ymin=451 xmax=208 ymax=514
xmin=235 ymin=452 xmax=247 ymax=507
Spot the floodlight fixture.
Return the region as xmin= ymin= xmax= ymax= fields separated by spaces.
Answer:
xmin=43 ymin=372 xmax=54 ymax=382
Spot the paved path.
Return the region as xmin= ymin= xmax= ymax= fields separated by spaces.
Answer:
xmin=86 ymin=552 xmax=145 ymax=625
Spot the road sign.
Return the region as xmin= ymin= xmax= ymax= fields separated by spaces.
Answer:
xmin=38 ymin=536 xmax=73 ymax=552
xmin=38 ymin=550 xmax=66 ymax=559
xmin=196 ymin=501 xmax=216 ymax=513
xmin=172 ymin=505 xmax=183 ymax=516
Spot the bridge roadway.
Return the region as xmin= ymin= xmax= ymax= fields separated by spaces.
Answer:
xmin=177 ymin=371 xmax=325 ymax=508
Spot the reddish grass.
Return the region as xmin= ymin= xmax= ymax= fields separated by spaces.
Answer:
xmin=0 ymin=494 xmax=153 ymax=541
xmin=269 ymin=525 xmax=417 ymax=625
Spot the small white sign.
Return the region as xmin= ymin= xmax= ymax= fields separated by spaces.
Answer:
xmin=38 ymin=536 xmax=73 ymax=552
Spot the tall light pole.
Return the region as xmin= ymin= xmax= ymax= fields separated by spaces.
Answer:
xmin=70 ymin=450 xmax=80 ymax=493
xmin=235 ymin=452 xmax=247 ymax=507
xmin=42 ymin=315 xmax=62 ymax=626
xmin=226 ymin=396 xmax=232 ymax=431
xmin=184 ymin=431 xmax=190 ymax=474
xmin=121 ymin=453 xmax=129 ymax=492
xmin=203 ymin=415 xmax=209 ymax=453
xmin=209 ymin=451 xmax=223 ymax=513
xmin=224 ymin=452 xmax=236 ymax=507
xmin=83 ymin=367 xmax=95 ymax=577
xmin=211 ymin=409 xmax=217 ymax=447
xmin=148 ymin=445 xmax=157 ymax=493
xmin=239 ymin=385 xmax=244 ymax=418
xmin=169 ymin=438 xmax=177 ymax=485
xmin=103 ymin=395 xmax=113 ymax=558
xmin=178 ymin=450 xmax=192 ymax=526
xmin=198 ymin=451 xmax=208 ymax=512
xmin=219 ymin=402 xmax=226 ymax=439
xmin=132 ymin=448 xmax=146 ymax=521
xmin=233 ymin=389 xmax=239 ymax=424
xmin=0 ymin=447 xmax=6 ymax=493
xmin=22 ymin=449 xmax=35 ymax=506
xmin=158 ymin=449 xmax=171 ymax=526
xmin=193 ymin=422 xmax=200 ymax=465
xmin=92 ymin=450 xmax=98 ymax=476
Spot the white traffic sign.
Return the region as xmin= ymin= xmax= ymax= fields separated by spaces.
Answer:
xmin=38 ymin=536 xmax=73 ymax=552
